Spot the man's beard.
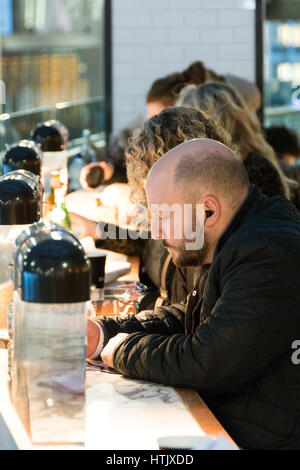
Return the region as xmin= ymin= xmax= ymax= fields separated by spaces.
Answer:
xmin=162 ymin=238 xmax=210 ymax=267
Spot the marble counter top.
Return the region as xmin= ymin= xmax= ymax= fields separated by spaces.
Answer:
xmin=0 ymin=351 xmax=203 ymax=450
xmin=85 ymin=367 xmax=203 ymax=450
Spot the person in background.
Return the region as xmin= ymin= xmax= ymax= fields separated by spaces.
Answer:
xmin=264 ymin=125 xmax=300 ymax=166
xmin=87 ymin=139 xmax=300 ymax=450
xmin=264 ymin=125 xmax=300 ymax=210
xmin=177 ymin=81 xmax=292 ymax=202
xmin=146 ymin=61 xmax=224 ymax=119
xmin=147 ymin=62 xmax=261 ymax=119
xmin=80 ymin=62 xmax=261 ymax=189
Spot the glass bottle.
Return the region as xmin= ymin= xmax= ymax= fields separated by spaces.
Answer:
xmin=47 ymin=170 xmax=62 ymax=210
xmin=81 ymin=129 xmax=97 ymax=165
xmin=50 ymin=189 xmax=71 ymax=231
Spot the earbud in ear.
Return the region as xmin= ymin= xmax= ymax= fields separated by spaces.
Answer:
xmin=205 ymin=210 xmax=214 ymax=219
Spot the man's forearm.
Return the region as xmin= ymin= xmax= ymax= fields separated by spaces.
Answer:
xmin=96 ymin=303 xmax=186 ymax=339
xmin=88 ymin=301 xmax=187 ymax=360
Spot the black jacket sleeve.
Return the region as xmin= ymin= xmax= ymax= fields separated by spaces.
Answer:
xmin=111 ymin=235 xmax=300 ymax=395
xmin=95 ymin=300 xmax=187 ymax=340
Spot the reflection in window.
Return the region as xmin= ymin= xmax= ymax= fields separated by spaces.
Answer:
xmin=0 ymin=0 xmax=107 ymax=147
xmin=265 ymin=20 xmax=300 ymax=108
xmin=264 ymin=16 xmax=300 ymax=135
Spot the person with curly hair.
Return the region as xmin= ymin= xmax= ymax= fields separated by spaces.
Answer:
xmin=125 ymin=106 xmax=238 ymax=207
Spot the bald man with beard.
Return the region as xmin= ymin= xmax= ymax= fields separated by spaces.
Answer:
xmin=87 ymin=139 xmax=300 ymax=450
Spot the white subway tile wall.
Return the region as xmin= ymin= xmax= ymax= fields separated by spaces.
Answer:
xmin=112 ymin=0 xmax=255 ymax=133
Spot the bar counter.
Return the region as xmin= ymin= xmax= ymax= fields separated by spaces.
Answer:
xmin=0 ymin=349 xmax=235 ymax=450
xmin=0 ymin=258 xmax=236 ymax=450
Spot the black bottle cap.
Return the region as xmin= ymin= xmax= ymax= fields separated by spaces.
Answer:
xmin=86 ymin=166 xmax=105 ymax=188
xmin=0 ymin=172 xmax=41 ymax=225
xmin=19 ymin=225 xmax=91 ymax=303
xmin=3 ymin=141 xmax=41 ymax=177
xmin=30 ymin=121 xmax=65 ymax=152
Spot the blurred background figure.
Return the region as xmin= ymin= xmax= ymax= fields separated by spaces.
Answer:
xmin=265 ymin=125 xmax=300 ymax=208
xmin=147 ymin=62 xmax=261 ymax=120
xmin=177 ymin=81 xmax=294 ymax=204
xmin=81 ymin=61 xmax=261 ymax=190
xmin=264 ymin=125 xmax=300 ymax=167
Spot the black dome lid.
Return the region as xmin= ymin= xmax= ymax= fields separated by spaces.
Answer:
xmin=0 ymin=172 xmax=41 ymax=225
xmin=14 ymin=221 xmax=64 ymax=288
xmin=47 ymin=120 xmax=69 ymax=145
xmin=30 ymin=121 xmax=65 ymax=152
xmin=3 ymin=140 xmax=41 ymax=177
xmin=18 ymin=225 xmax=91 ymax=303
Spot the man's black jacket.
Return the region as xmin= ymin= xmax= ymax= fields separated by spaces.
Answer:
xmin=98 ymin=186 xmax=300 ymax=450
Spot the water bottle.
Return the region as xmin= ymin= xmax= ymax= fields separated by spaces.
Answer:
xmin=0 ymin=171 xmax=41 ymax=331
xmin=0 ymin=171 xmax=41 ymax=388
xmin=12 ymin=223 xmax=91 ymax=444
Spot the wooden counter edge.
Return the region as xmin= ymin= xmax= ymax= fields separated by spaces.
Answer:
xmin=176 ymin=388 xmax=238 ymax=448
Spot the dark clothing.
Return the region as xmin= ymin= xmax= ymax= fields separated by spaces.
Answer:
xmin=279 ymin=161 xmax=300 ymax=210
xmin=244 ymin=153 xmax=286 ymax=198
xmin=98 ymin=186 xmax=300 ymax=450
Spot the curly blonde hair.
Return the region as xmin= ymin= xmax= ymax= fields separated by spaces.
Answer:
xmin=125 ymin=106 xmax=240 ymax=206
xmin=177 ymin=82 xmax=290 ymax=199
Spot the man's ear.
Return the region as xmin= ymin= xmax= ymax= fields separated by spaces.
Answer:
xmin=204 ymin=198 xmax=219 ymax=226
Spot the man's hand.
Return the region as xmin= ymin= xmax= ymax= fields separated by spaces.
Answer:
xmin=69 ymin=212 xmax=98 ymax=239
xmin=101 ymin=333 xmax=130 ymax=369
xmin=87 ymin=319 xmax=101 ymax=358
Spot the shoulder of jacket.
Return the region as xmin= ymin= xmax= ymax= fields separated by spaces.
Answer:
xmin=216 ymin=229 xmax=300 ymax=270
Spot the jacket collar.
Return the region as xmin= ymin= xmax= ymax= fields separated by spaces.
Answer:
xmin=214 ymin=185 xmax=263 ymax=258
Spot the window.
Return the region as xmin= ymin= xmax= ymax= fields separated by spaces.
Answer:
xmin=264 ymin=0 xmax=300 ymax=135
xmin=0 ymin=0 xmax=110 ymax=153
